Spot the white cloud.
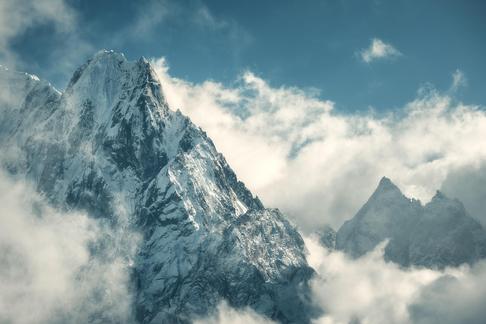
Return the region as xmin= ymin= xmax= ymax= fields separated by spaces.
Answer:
xmin=0 ymin=171 xmax=137 ymax=323
xmin=128 ymin=0 xmax=171 ymax=36
xmin=152 ymin=57 xmax=486 ymax=232
xmin=450 ymin=69 xmax=467 ymax=92
xmin=304 ymin=235 xmax=486 ymax=324
xmin=193 ymin=302 xmax=275 ymax=324
xmin=360 ymin=38 xmax=402 ymax=63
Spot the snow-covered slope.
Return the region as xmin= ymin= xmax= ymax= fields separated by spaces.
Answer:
xmin=0 ymin=51 xmax=316 ymax=323
xmin=334 ymin=177 xmax=486 ymax=268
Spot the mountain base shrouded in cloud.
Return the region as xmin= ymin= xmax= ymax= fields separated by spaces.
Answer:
xmin=0 ymin=170 xmax=137 ymax=324
xmin=0 ymin=50 xmax=317 ymax=323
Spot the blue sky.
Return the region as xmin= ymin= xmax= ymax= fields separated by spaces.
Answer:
xmin=4 ymin=0 xmax=486 ymax=113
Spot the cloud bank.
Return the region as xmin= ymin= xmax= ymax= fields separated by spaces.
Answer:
xmin=152 ymin=58 xmax=486 ymax=231
xmin=305 ymin=235 xmax=486 ymax=324
xmin=360 ymin=38 xmax=402 ymax=63
xmin=0 ymin=171 xmax=137 ymax=323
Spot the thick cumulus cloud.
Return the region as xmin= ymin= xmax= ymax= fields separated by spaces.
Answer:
xmin=0 ymin=171 xmax=137 ymax=323
xmin=304 ymin=235 xmax=486 ymax=324
xmin=152 ymin=58 xmax=486 ymax=231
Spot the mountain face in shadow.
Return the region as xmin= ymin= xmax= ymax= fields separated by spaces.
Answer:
xmin=334 ymin=177 xmax=486 ymax=268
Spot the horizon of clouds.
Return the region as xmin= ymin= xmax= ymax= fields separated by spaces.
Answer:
xmin=304 ymin=235 xmax=486 ymax=324
xmin=360 ymin=38 xmax=402 ymax=63
xmin=152 ymin=57 xmax=486 ymax=231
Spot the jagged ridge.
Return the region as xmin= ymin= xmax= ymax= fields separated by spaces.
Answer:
xmin=334 ymin=177 xmax=486 ymax=268
xmin=0 ymin=50 xmax=317 ymax=323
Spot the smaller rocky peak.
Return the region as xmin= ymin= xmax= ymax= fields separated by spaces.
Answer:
xmin=66 ymin=50 xmax=127 ymax=88
xmin=431 ymin=190 xmax=447 ymax=201
xmin=426 ymin=190 xmax=461 ymax=208
xmin=137 ymin=56 xmax=149 ymax=65
xmin=0 ymin=65 xmax=51 ymax=90
xmin=368 ymin=176 xmax=405 ymax=203
xmin=0 ymin=66 xmax=60 ymax=112
xmin=376 ymin=176 xmax=399 ymax=191
xmin=425 ymin=190 xmax=467 ymax=218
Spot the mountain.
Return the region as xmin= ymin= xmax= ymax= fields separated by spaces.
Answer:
xmin=0 ymin=51 xmax=317 ymax=323
xmin=334 ymin=177 xmax=486 ymax=268
xmin=318 ymin=225 xmax=336 ymax=250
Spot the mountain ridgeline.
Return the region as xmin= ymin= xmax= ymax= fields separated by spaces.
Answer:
xmin=0 ymin=51 xmax=318 ymax=323
xmin=325 ymin=177 xmax=486 ymax=269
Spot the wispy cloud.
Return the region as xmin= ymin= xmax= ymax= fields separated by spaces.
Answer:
xmin=0 ymin=0 xmax=93 ymax=84
xmin=0 ymin=171 xmax=138 ymax=323
xmin=128 ymin=0 xmax=171 ymax=36
xmin=0 ymin=0 xmax=75 ymax=65
xmin=450 ymin=68 xmax=467 ymax=92
xmin=360 ymin=38 xmax=402 ymax=63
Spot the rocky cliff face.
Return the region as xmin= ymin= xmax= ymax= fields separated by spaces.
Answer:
xmin=335 ymin=177 xmax=486 ymax=268
xmin=0 ymin=51 xmax=316 ymax=323
xmin=318 ymin=225 xmax=336 ymax=250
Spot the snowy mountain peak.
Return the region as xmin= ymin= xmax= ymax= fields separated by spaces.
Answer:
xmin=0 ymin=64 xmax=53 ymax=92
xmin=0 ymin=51 xmax=316 ymax=323
xmin=65 ymin=50 xmax=167 ymax=118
